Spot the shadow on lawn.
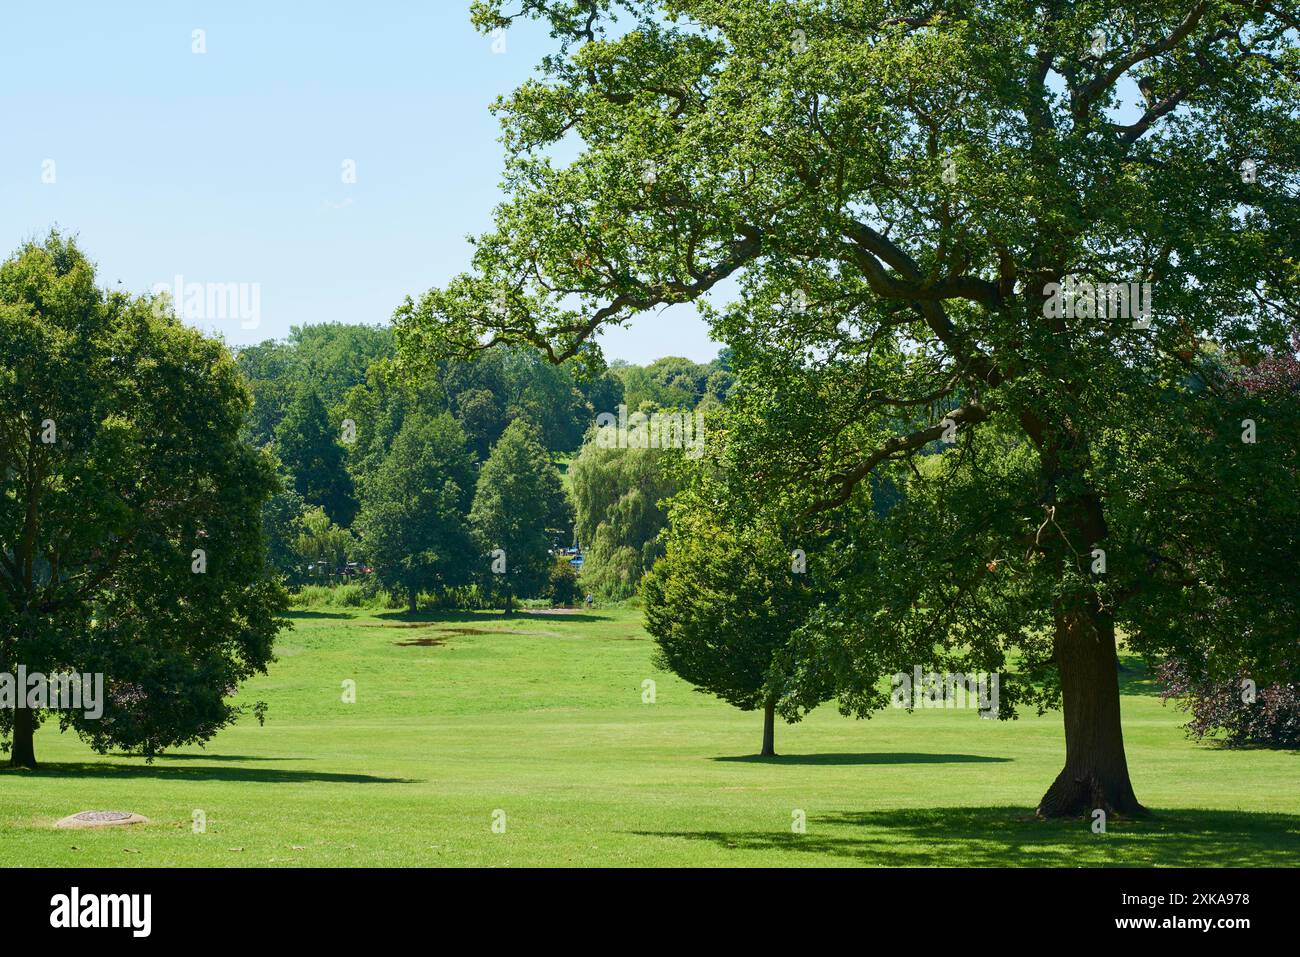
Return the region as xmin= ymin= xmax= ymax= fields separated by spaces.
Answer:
xmin=285 ymin=610 xmax=352 ymax=620
xmin=5 ymin=762 xmax=417 ymax=785
xmin=713 ymin=752 xmax=1012 ymax=765
xmin=634 ymin=806 xmax=1300 ymax=866
xmin=520 ymin=611 xmax=608 ymax=623
xmin=375 ymin=608 xmax=610 ymax=625
xmin=115 ymin=753 xmax=300 ymax=762
xmin=1116 ymin=655 xmax=1162 ymax=697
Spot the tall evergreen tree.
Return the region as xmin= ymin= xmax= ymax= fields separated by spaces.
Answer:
xmin=469 ymin=420 xmax=572 ymax=614
xmin=274 ymin=387 xmax=356 ymax=527
xmin=643 ymin=464 xmax=832 ymax=756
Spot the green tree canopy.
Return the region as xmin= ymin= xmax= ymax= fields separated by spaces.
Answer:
xmin=570 ymin=427 xmax=677 ymax=598
xmin=469 ymin=419 xmax=573 ymax=613
xmin=398 ymin=0 xmax=1300 ymax=817
xmin=235 ymin=323 xmax=394 ymax=448
xmin=355 ymin=412 xmax=477 ymax=611
xmin=0 ymin=232 xmax=286 ymax=766
xmin=643 ymin=446 xmax=837 ymax=755
xmin=274 ymin=386 xmax=357 ymax=527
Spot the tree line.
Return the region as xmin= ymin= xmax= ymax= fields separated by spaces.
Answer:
xmin=238 ymin=322 xmax=730 ymax=612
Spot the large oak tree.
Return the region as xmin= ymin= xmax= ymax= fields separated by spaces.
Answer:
xmin=396 ymin=1 xmax=1299 ymax=816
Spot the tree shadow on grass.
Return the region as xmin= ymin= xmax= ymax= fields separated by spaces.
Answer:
xmin=285 ymin=610 xmax=352 ymax=620
xmin=520 ymin=610 xmax=608 ymax=623
xmin=1116 ymin=654 xmax=1162 ymax=697
xmin=375 ymin=609 xmax=511 ymax=624
xmin=713 ymin=753 xmax=1013 ymax=766
xmin=113 ymin=753 xmax=305 ymax=763
xmin=1 ymin=762 xmax=417 ymax=785
xmin=633 ymin=806 xmax=1300 ymax=866
xmin=374 ymin=608 xmax=611 ymax=625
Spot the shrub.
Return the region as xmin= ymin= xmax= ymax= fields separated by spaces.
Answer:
xmin=290 ymin=582 xmax=385 ymax=610
xmin=1156 ymin=659 xmax=1300 ymax=748
xmin=548 ymin=556 xmax=581 ymax=607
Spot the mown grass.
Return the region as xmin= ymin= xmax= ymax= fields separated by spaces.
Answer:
xmin=0 ymin=606 xmax=1295 ymax=866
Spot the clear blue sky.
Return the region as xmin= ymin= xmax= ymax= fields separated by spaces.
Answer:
xmin=0 ymin=1 xmax=722 ymax=364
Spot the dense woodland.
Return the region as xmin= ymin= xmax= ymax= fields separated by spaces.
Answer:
xmin=235 ymin=322 xmax=731 ymax=609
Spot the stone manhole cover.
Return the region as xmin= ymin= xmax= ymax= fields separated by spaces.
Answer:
xmin=54 ymin=810 xmax=149 ymax=829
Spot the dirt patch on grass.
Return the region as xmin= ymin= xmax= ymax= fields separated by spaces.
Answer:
xmin=392 ymin=626 xmax=560 ymax=646
xmin=55 ymin=810 xmax=150 ymax=829
xmin=431 ymin=627 xmax=556 ymax=636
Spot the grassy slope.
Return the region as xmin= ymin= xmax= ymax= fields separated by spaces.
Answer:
xmin=0 ymin=606 xmax=1295 ymax=867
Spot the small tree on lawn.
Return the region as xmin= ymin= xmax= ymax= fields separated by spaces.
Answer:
xmin=643 ymin=460 xmax=831 ymax=756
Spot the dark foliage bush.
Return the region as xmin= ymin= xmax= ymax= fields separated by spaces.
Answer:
xmin=1156 ymin=659 xmax=1300 ymax=748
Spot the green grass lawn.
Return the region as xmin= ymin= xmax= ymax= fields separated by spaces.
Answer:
xmin=1 ymin=606 xmax=1296 ymax=866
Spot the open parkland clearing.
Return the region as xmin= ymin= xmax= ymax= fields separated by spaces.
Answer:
xmin=1 ymin=605 xmax=1295 ymax=868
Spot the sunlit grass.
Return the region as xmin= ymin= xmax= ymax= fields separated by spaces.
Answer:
xmin=1 ymin=606 xmax=1295 ymax=866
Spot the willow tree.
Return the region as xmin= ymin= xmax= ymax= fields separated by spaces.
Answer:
xmin=396 ymin=1 xmax=1299 ymax=816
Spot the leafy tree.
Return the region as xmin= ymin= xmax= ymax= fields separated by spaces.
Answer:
xmin=611 ymin=357 xmax=719 ymax=410
xmin=469 ymin=419 xmax=572 ymax=614
xmin=274 ymin=387 xmax=356 ymax=527
xmin=500 ymin=348 xmax=594 ymax=451
xmin=575 ymin=366 xmax=626 ymax=421
xmin=403 ymin=345 xmax=604 ymax=456
xmin=609 ymin=362 xmax=657 ymax=411
xmin=643 ymin=451 xmax=834 ymax=756
xmin=337 ymin=356 xmax=448 ymax=481
xmin=294 ymin=506 xmax=357 ymax=582
xmin=453 ymin=386 xmax=505 ymax=461
xmin=288 ymin=323 xmax=394 ymax=411
xmin=1156 ymin=658 xmax=1300 ymax=748
xmin=1150 ymin=337 xmax=1300 ymax=746
xmin=645 ymin=356 xmax=711 ymax=407
xmin=702 ymin=366 xmax=734 ymax=409
xmin=236 ymin=340 xmax=297 ymax=447
xmin=397 ymin=1 xmax=1300 ymax=816
xmin=570 ymin=426 xmax=677 ymax=598
xmin=0 ymin=232 xmax=285 ymax=767
xmin=261 ymin=467 xmax=310 ymax=583
xmin=354 ymin=413 xmax=476 ymax=612
xmin=235 ymin=324 xmax=394 ymax=449
xmin=547 ymin=554 xmax=582 ymax=606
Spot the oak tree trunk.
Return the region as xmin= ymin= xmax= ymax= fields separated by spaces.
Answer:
xmin=1038 ymin=605 xmax=1144 ymax=817
xmin=760 ymin=699 xmax=776 ymax=757
xmin=1021 ymin=411 xmax=1145 ymax=819
xmin=9 ymin=706 xmax=36 ymax=769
